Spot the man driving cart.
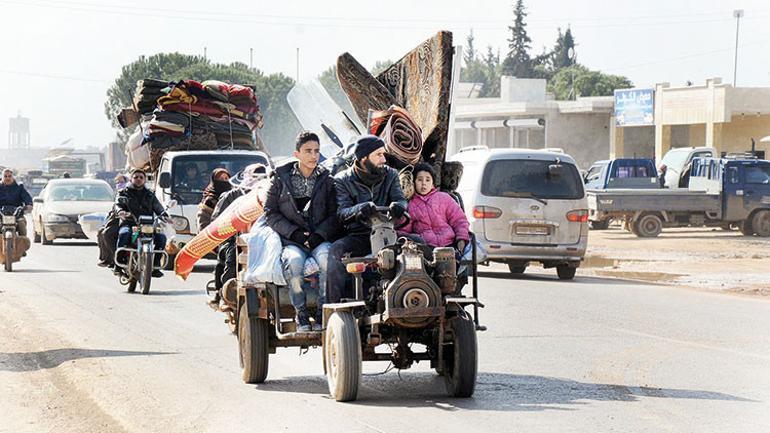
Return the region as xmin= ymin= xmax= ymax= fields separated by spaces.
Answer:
xmin=327 ymin=135 xmax=407 ymax=303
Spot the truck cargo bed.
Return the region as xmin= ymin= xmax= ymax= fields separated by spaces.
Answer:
xmin=587 ymin=189 xmax=721 ymax=214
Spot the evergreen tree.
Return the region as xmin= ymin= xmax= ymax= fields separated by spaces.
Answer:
xmin=552 ymin=27 xmax=576 ymax=70
xmin=501 ymin=0 xmax=533 ymax=78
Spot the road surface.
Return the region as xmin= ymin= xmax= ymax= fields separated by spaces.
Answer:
xmin=1 ymin=240 xmax=768 ymax=433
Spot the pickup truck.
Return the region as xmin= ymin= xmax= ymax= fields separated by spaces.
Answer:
xmin=587 ymin=157 xmax=770 ymax=237
xmin=584 ymin=158 xmax=660 ymax=229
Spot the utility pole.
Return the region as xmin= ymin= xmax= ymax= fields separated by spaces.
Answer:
xmin=296 ymin=47 xmax=300 ymax=82
xmin=204 ymin=46 xmax=208 ymax=60
xmin=250 ymin=48 xmax=253 ymax=69
xmin=733 ymin=9 xmax=744 ymax=86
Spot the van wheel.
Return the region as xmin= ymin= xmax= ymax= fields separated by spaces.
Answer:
xmin=507 ymin=264 xmax=526 ymax=274
xmin=751 ymin=210 xmax=770 ymax=237
xmin=556 ymin=265 xmax=576 ymax=280
xmin=163 ymin=253 xmax=175 ymax=271
xmin=739 ymin=220 xmax=754 ymax=236
xmin=589 ymin=219 xmax=609 ymax=230
xmin=634 ymin=214 xmax=662 ymax=237
xmin=33 ymin=229 xmax=41 ymax=243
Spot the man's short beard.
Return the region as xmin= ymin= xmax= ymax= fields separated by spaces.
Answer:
xmin=363 ymin=159 xmax=385 ymax=176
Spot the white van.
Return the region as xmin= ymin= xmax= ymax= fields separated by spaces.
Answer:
xmin=451 ymin=148 xmax=589 ymax=280
xmin=659 ymin=146 xmax=716 ymax=188
xmin=155 ymin=150 xmax=272 ymax=266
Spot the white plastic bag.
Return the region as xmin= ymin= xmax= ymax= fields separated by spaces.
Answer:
xmin=242 ymin=218 xmax=286 ymax=285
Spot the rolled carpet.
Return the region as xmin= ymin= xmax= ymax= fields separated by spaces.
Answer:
xmin=370 ymin=105 xmax=423 ymax=166
xmin=174 ymin=187 xmax=265 ymax=280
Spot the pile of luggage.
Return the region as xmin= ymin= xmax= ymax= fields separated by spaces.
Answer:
xmin=119 ymin=79 xmax=265 ymax=171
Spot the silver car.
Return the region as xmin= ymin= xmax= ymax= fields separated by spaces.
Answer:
xmin=451 ymin=148 xmax=589 ymax=280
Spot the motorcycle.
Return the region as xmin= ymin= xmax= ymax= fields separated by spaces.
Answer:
xmin=1 ymin=206 xmax=28 ymax=272
xmin=113 ymin=199 xmax=175 ymax=294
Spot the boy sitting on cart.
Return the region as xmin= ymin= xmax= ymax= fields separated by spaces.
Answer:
xmin=264 ymin=132 xmax=339 ymax=332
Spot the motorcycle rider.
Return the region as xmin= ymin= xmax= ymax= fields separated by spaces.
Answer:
xmin=0 ymin=168 xmax=32 ymax=236
xmin=327 ymin=135 xmax=407 ymax=304
xmin=115 ymin=168 xmax=168 ymax=277
xmin=264 ymin=132 xmax=339 ymax=332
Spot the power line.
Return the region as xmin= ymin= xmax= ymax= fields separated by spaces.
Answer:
xmin=2 ymin=0 xmax=769 ymax=31
xmin=0 ymin=68 xmax=109 ymax=83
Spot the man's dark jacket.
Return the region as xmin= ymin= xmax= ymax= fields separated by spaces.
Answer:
xmin=0 ymin=182 xmax=32 ymax=208
xmin=115 ymin=186 xmax=165 ymax=227
xmin=334 ymin=165 xmax=407 ymax=235
xmin=264 ymin=162 xmax=339 ymax=250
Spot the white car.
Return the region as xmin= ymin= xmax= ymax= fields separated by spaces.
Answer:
xmin=32 ymin=179 xmax=114 ymax=244
xmin=451 ymin=147 xmax=589 ymax=280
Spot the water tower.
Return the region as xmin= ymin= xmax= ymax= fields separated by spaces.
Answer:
xmin=8 ymin=113 xmax=31 ymax=150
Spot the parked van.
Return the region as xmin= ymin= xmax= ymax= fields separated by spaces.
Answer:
xmin=451 ymin=148 xmax=589 ymax=280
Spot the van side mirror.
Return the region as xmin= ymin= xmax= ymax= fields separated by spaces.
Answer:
xmin=548 ymin=164 xmax=565 ymax=178
xmin=158 ymin=172 xmax=171 ymax=189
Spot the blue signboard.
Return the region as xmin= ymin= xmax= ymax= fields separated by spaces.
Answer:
xmin=614 ymin=88 xmax=654 ymax=127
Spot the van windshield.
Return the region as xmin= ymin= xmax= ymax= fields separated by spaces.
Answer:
xmin=481 ymin=159 xmax=584 ymax=199
xmin=171 ymin=154 xmax=269 ymax=204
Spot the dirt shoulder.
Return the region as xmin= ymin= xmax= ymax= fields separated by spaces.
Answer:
xmin=581 ymin=226 xmax=770 ymax=296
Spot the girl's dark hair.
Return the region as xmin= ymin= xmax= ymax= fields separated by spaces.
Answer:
xmin=413 ymin=162 xmax=435 ymax=183
xmin=296 ymin=131 xmax=320 ymax=151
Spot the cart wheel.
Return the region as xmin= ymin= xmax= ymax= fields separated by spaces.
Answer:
xmin=324 ymin=311 xmax=361 ymax=402
xmin=635 ymin=214 xmax=662 ymax=238
xmin=238 ymin=305 xmax=269 ymax=384
xmin=444 ymin=316 xmax=477 ymax=398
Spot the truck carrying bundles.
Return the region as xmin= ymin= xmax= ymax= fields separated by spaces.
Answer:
xmin=121 ymin=78 xmax=265 ymax=171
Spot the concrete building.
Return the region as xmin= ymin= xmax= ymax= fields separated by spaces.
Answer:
xmin=449 ymin=77 xmax=614 ymax=169
xmin=611 ymin=78 xmax=770 ymax=161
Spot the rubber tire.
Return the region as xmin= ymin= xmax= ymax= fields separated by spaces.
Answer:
xmin=635 ymin=214 xmax=662 ymax=238
xmin=589 ymin=219 xmax=609 ymax=230
xmin=140 ymin=252 xmax=152 ymax=295
xmin=239 ymin=305 xmax=269 ymax=384
xmin=444 ymin=316 xmax=477 ymax=398
xmin=739 ymin=220 xmax=753 ymax=236
xmin=751 ymin=210 xmax=770 ymax=237
xmin=324 ymin=311 xmax=361 ymax=402
xmin=127 ymin=278 xmax=137 ymax=293
xmin=41 ymin=224 xmax=52 ymax=245
xmin=556 ymin=265 xmax=577 ymax=280
xmin=33 ymin=229 xmax=41 ymax=243
xmin=507 ymin=264 xmax=526 ymax=274
xmin=163 ymin=253 xmax=175 ymax=271
xmin=4 ymin=238 xmax=13 ymax=272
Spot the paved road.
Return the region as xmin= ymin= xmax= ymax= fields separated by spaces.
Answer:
xmin=1 ymin=239 xmax=769 ymax=433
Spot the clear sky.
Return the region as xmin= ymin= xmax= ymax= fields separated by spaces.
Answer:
xmin=1 ymin=0 xmax=769 ymax=150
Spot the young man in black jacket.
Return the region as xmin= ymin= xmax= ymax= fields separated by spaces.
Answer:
xmin=264 ymin=132 xmax=339 ymax=332
xmin=327 ymin=135 xmax=407 ymax=304
xmin=115 ymin=168 xmax=168 ymax=277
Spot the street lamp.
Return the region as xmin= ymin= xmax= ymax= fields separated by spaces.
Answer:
xmin=568 ymin=47 xmax=577 ymax=100
xmin=733 ymin=9 xmax=744 ymax=86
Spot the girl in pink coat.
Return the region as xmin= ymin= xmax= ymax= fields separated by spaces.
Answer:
xmin=399 ymin=163 xmax=470 ymax=251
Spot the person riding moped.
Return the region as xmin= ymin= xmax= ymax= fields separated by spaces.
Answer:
xmin=0 ymin=168 xmax=32 ymax=237
xmin=264 ymin=131 xmax=339 ymax=332
xmin=115 ymin=168 xmax=169 ymax=277
xmin=327 ymin=135 xmax=407 ymax=304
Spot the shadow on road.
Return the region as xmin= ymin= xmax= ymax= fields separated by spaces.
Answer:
xmin=148 ymin=289 xmax=203 ymax=297
xmin=9 ymin=269 xmax=79 ymax=273
xmin=0 ymin=348 xmax=175 ymax=372
xmin=44 ymin=241 xmax=98 ymax=247
xmin=476 ymin=271 xmax=645 ymax=286
xmin=254 ymin=372 xmax=754 ymax=410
